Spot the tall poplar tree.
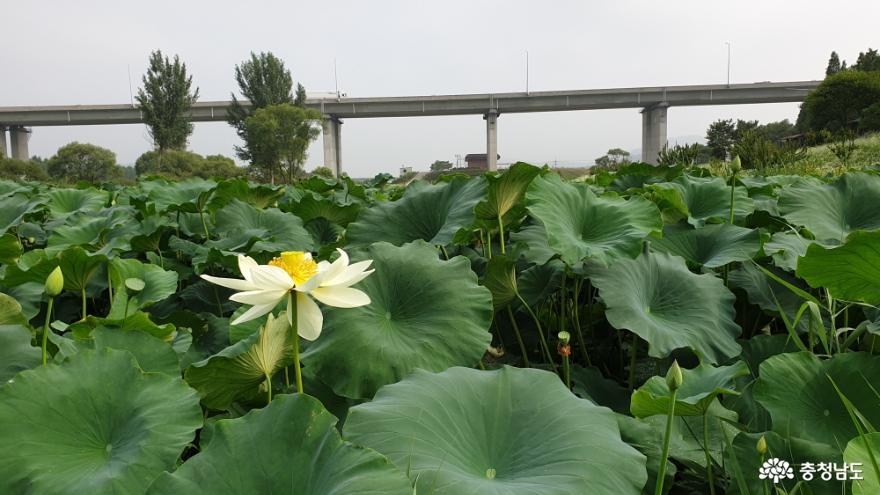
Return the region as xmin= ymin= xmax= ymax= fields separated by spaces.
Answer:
xmin=136 ymin=50 xmax=199 ymax=152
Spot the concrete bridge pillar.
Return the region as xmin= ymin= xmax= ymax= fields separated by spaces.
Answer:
xmin=9 ymin=126 xmax=31 ymax=161
xmin=640 ymin=103 xmax=668 ymax=165
xmin=484 ymin=109 xmax=498 ymax=171
xmin=322 ymin=117 xmax=343 ymax=177
xmin=0 ymin=127 xmax=7 ymax=159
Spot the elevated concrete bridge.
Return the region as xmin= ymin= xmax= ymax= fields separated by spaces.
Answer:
xmin=0 ymin=80 xmax=820 ymax=173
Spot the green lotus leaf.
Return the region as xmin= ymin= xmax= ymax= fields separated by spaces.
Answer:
xmin=641 ymin=400 xmax=738 ymax=469
xmin=615 ymin=415 xmax=676 ymax=495
xmin=797 ymin=230 xmax=880 ymax=304
xmin=138 ymin=177 xmax=216 ymax=213
xmin=0 ymin=349 xmax=202 ymax=494
xmin=631 ymin=362 xmax=749 ymax=417
xmin=754 ymin=351 xmax=880 ymax=446
xmin=94 ymin=327 xmax=180 ymax=376
xmin=108 ymin=258 xmax=178 ymax=318
xmin=285 ymin=194 xmax=360 ymax=226
xmin=475 ymin=161 xmax=542 ymax=225
xmin=482 ymin=255 xmax=518 ymax=311
xmin=344 ymin=366 xmax=647 ymax=495
xmin=59 ymin=246 xmax=107 ymax=294
xmin=652 ymin=223 xmax=762 ymax=268
xmin=588 ymin=251 xmax=742 ymax=363
xmin=302 ymin=241 xmax=493 ymax=399
xmin=0 ymin=292 xmax=27 ymax=325
xmin=779 ymin=172 xmax=880 ymax=243
xmin=304 ymin=217 xmax=344 ymax=250
xmin=46 ymin=207 xmax=139 ymax=256
xmin=845 ymin=433 xmax=880 ymax=495
xmin=607 ymin=162 xmax=683 ymax=192
xmin=208 ymin=178 xmax=283 ymax=210
xmin=212 ymin=199 xmax=314 ymax=254
xmin=649 ymin=175 xmax=754 ymax=227
xmin=517 ymin=258 xmax=565 ymax=307
xmin=147 ymin=394 xmax=409 ymax=494
xmin=525 ymin=173 xmax=662 ymax=265
xmin=185 ymin=313 xmax=294 ymax=409
xmin=0 ymin=233 xmax=22 ymax=264
xmin=728 ymin=263 xmax=814 ymax=334
xmin=764 ymin=230 xmax=812 ymax=271
xmin=0 ymin=324 xmax=40 ymax=382
xmin=509 ymin=222 xmax=557 ymax=265
xmin=0 ymin=193 xmax=42 ymax=234
xmin=571 ymin=364 xmax=630 ymax=414
xmin=726 ymin=431 xmax=843 ymax=495
xmin=43 ymin=187 xmax=109 ymax=219
xmin=346 ymin=176 xmax=486 ymax=248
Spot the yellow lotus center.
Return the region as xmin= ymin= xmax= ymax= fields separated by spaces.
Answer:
xmin=269 ymin=251 xmax=318 ymax=286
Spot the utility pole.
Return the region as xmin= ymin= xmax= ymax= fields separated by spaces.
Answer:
xmin=525 ymin=50 xmax=530 ymax=95
xmin=725 ymin=42 xmax=731 ymax=87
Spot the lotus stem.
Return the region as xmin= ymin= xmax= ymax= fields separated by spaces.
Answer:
xmin=571 ymin=277 xmax=590 ymax=365
xmin=497 ymin=213 xmax=506 ymax=255
xmin=655 ymin=388 xmax=677 ymax=495
xmin=516 ymin=293 xmax=557 ymax=373
xmin=41 ymin=297 xmax=55 ymax=366
xmin=81 ymin=288 xmax=87 ymax=320
xmin=728 ymin=172 xmax=736 ymax=225
xmin=289 ymin=294 xmax=304 ymax=394
xmin=506 ymin=306 xmax=530 ymax=367
xmin=265 ymin=374 xmax=273 ymax=404
xmin=702 ymin=412 xmax=717 ymax=495
xmin=199 ymin=208 xmax=210 ymax=239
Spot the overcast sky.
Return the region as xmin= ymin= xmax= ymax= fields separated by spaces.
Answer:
xmin=3 ymin=1 xmax=877 ymax=176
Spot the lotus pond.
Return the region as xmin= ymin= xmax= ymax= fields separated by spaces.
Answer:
xmin=1 ymin=163 xmax=879 ymax=494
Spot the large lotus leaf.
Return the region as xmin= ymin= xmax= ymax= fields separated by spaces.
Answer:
xmin=517 ymin=259 xmax=565 ymax=307
xmin=346 ymin=176 xmax=486 ymax=248
xmin=764 ymin=231 xmax=812 ymax=271
xmin=726 ymin=431 xmax=843 ymax=495
xmin=652 ymin=223 xmax=762 ymax=268
xmin=108 ymin=258 xmax=178 ymax=319
xmin=44 ymin=187 xmax=109 ymax=219
xmin=286 ymin=194 xmax=360 ymax=226
xmin=615 ymin=415 xmax=676 ymax=495
xmin=46 ymin=207 xmax=139 ymax=256
xmin=0 ymin=180 xmax=32 ymax=198
xmin=845 ymin=433 xmax=880 ymax=495
xmin=138 ymin=177 xmax=216 ymax=213
xmin=302 ymin=241 xmax=493 ymax=399
xmin=0 ymin=324 xmax=40 ymax=382
xmin=212 ymin=199 xmax=314 ymax=254
xmin=571 ymin=364 xmax=630 ymax=414
xmin=797 ymin=230 xmax=880 ymax=304
xmin=475 ymin=162 xmax=542 ymax=225
xmin=344 ymin=366 xmax=647 ymax=495
xmin=59 ymin=246 xmax=107 ymax=294
xmin=509 ymin=222 xmax=557 ymax=265
xmin=649 ymin=175 xmax=754 ymax=227
xmin=525 ymin=173 xmax=662 ymax=265
xmin=631 ymin=362 xmax=749 ymax=417
xmin=641 ymin=400 xmax=738 ymax=470
xmin=0 ymin=349 xmax=202 ymax=494
xmin=779 ymin=173 xmax=880 ymax=242
xmin=185 ymin=313 xmax=294 ymax=409
xmin=208 ymin=178 xmax=283 ymax=210
xmin=482 ymin=255 xmax=518 ymax=311
xmin=588 ymin=251 xmax=742 ymax=363
xmin=0 ymin=292 xmax=27 ymax=325
xmin=0 ymin=233 xmax=22 ymax=264
xmin=607 ymin=162 xmax=683 ymax=192
xmin=0 ymin=193 xmax=42 ymax=234
xmin=728 ymin=263 xmax=813 ymax=333
xmin=754 ymin=352 xmax=880 ymax=446
xmin=147 ymin=394 xmax=410 ymax=494
xmin=94 ymin=327 xmax=180 ymax=376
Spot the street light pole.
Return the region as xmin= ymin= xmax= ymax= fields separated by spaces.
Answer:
xmin=526 ymin=50 xmax=530 ymax=95
xmin=725 ymin=42 xmax=731 ymax=87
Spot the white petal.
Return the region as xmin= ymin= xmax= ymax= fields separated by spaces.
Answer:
xmin=200 ymin=274 xmax=258 ymax=292
xmin=318 ymin=249 xmax=350 ymax=284
xmin=322 ymin=260 xmax=375 ymax=288
xmin=310 ymin=286 xmax=371 ymax=308
xmin=237 ymin=255 xmax=260 ymax=281
xmin=296 ymin=292 xmax=324 ymax=341
xmin=230 ymin=289 xmax=288 ymax=306
xmin=231 ymin=302 xmax=276 ymax=325
xmin=249 ymin=265 xmax=294 ymax=291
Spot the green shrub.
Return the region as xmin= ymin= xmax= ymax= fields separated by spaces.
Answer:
xmin=47 ymin=142 xmax=120 ymax=183
xmin=310 ymin=166 xmax=335 ymax=178
xmin=197 ymin=155 xmax=244 ymax=179
xmin=0 ymin=156 xmax=49 ymax=181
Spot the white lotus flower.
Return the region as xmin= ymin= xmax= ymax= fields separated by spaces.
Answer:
xmin=201 ymin=249 xmax=373 ymax=340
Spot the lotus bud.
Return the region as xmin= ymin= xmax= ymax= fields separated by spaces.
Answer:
xmin=557 ymin=331 xmax=570 ymax=344
xmin=45 ymin=266 xmax=64 ymax=297
xmin=756 ymin=435 xmax=768 ymax=455
xmin=730 ymin=155 xmax=742 ymax=174
xmin=666 ymin=360 xmax=683 ymax=391
xmin=27 ymin=237 xmax=36 ymax=244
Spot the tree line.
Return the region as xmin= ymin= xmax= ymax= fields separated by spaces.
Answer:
xmin=0 ymin=50 xmax=329 ymax=184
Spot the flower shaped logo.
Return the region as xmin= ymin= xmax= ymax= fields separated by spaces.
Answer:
xmin=758 ymin=457 xmax=795 ymax=484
